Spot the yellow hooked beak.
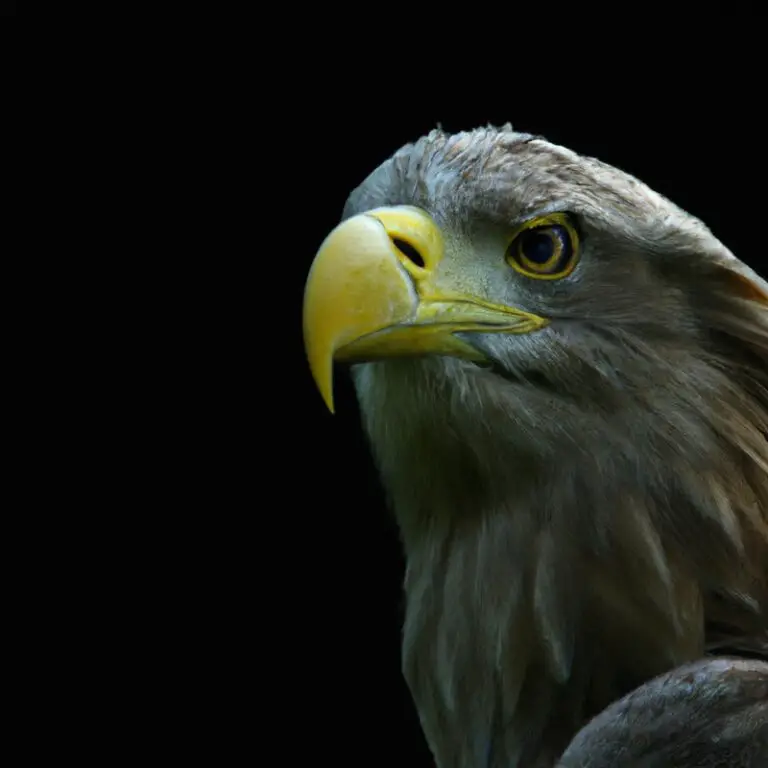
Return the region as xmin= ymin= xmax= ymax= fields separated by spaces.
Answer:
xmin=303 ymin=206 xmax=548 ymax=412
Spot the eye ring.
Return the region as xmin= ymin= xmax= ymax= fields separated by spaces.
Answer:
xmin=506 ymin=214 xmax=579 ymax=280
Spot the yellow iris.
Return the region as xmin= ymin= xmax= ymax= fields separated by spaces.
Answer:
xmin=506 ymin=213 xmax=580 ymax=280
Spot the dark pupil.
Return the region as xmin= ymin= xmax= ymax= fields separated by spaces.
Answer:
xmin=521 ymin=231 xmax=555 ymax=264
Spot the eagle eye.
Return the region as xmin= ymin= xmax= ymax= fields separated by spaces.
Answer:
xmin=506 ymin=214 xmax=579 ymax=280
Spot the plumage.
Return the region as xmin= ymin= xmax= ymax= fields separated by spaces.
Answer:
xmin=303 ymin=125 xmax=768 ymax=766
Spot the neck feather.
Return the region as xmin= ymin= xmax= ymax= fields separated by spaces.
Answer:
xmin=352 ymin=347 xmax=768 ymax=767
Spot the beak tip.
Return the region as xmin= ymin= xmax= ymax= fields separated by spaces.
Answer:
xmin=307 ymin=352 xmax=336 ymax=414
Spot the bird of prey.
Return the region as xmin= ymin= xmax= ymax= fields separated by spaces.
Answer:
xmin=302 ymin=125 xmax=768 ymax=767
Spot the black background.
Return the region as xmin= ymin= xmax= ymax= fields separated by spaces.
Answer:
xmin=275 ymin=92 xmax=766 ymax=766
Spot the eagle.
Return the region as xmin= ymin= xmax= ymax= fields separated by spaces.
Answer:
xmin=302 ymin=126 xmax=768 ymax=767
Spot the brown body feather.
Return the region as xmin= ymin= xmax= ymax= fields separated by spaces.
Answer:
xmin=343 ymin=127 xmax=768 ymax=766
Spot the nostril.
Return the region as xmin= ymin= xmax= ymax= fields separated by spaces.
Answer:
xmin=392 ymin=238 xmax=425 ymax=269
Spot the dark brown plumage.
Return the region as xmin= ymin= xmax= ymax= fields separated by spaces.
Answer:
xmin=557 ymin=657 xmax=768 ymax=766
xmin=304 ymin=125 xmax=768 ymax=766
